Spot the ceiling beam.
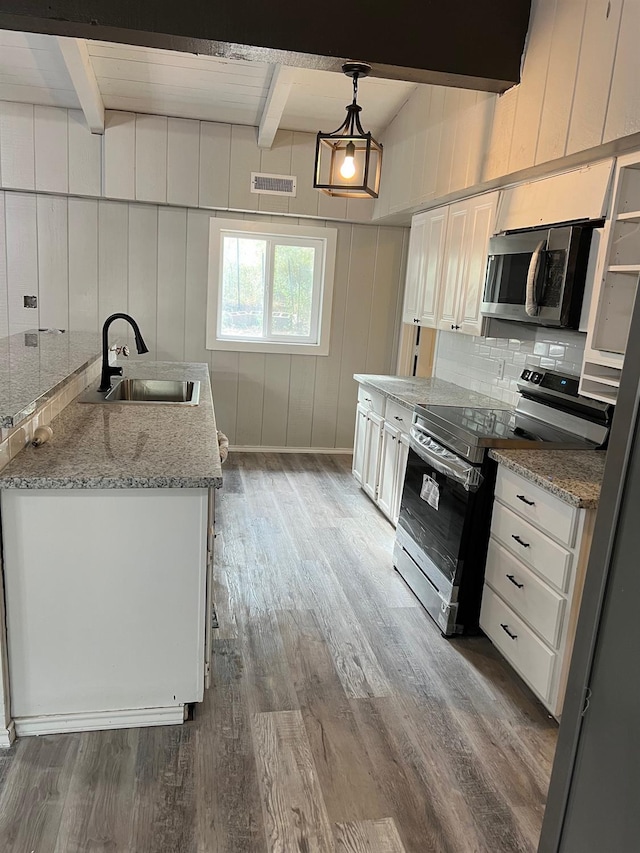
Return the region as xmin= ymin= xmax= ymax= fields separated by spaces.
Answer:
xmin=0 ymin=1 xmax=531 ymax=93
xmin=57 ymin=36 xmax=105 ymax=134
xmin=258 ymin=65 xmax=296 ymax=149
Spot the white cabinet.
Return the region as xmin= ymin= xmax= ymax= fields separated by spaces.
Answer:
xmin=580 ymin=153 xmax=640 ymax=405
xmin=402 ymin=206 xmax=449 ymax=327
xmin=392 ymin=432 xmax=410 ymax=524
xmin=1 ymin=487 xmax=211 ymax=736
xmin=377 ymin=421 xmax=400 ymax=519
xmin=352 ymin=403 xmax=368 ymax=484
xmin=352 ymin=385 xmax=411 ymax=526
xmin=437 ymin=191 xmax=499 ymax=335
xmin=363 ymin=412 xmax=384 ymax=500
xmin=481 ymin=465 xmax=595 ymax=719
xmin=402 ymin=191 xmax=498 ymax=336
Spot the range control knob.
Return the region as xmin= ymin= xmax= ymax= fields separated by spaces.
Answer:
xmin=530 ymin=371 xmax=543 ymax=384
xmin=521 ymin=369 xmax=531 ymax=381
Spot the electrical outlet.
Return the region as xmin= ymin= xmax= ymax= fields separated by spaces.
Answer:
xmin=23 ymin=295 xmax=37 ymax=308
xmin=496 ymin=358 xmax=505 ymax=380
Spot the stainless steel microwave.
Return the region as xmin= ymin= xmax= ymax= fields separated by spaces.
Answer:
xmin=482 ymin=224 xmax=594 ymax=328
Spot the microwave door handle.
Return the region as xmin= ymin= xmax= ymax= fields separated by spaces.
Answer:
xmin=525 ymin=240 xmax=546 ymax=317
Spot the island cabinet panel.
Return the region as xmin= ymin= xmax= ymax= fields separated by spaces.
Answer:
xmin=1 ymin=488 xmax=209 ymax=733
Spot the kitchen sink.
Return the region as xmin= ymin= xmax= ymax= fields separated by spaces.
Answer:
xmin=79 ymin=379 xmax=200 ymax=405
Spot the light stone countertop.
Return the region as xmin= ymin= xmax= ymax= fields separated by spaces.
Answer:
xmin=354 ymin=374 xmax=512 ymax=410
xmin=0 ymin=361 xmax=223 ymax=490
xmin=489 ymin=448 xmax=606 ymax=509
xmin=0 ymin=330 xmax=103 ymax=428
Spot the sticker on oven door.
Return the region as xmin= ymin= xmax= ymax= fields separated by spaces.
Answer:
xmin=420 ymin=474 xmax=440 ymax=510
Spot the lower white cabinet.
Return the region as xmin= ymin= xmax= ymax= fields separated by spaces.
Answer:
xmin=363 ymin=412 xmax=384 ymax=500
xmin=1 ymin=487 xmax=213 ymax=737
xmin=353 ymin=384 xmax=411 ymax=525
xmin=481 ymin=465 xmax=595 ymax=718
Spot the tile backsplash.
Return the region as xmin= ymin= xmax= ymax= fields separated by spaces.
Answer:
xmin=434 ymin=321 xmax=586 ymax=407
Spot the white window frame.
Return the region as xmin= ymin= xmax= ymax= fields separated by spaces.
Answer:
xmin=206 ymin=218 xmax=337 ymax=356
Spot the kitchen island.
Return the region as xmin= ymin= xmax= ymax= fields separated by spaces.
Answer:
xmin=0 ymin=360 xmax=222 ymax=742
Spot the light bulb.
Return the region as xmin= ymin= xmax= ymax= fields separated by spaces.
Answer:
xmin=340 ymin=141 xmax=357 ymax=179
xmin=340 ymin=154 xmax=356 ymax=179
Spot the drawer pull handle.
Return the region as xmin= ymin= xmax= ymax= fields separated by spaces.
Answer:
xmin=511 ymin=534 xmax=530 ymax=548
xmin=506 ymin=573 xmax=524 ymax=589
xmin=500 ymin=623 xmax=518 ymax=640
xmin=516 ymin=494 xmax=535 ymax=506
xmin=394 ymin=416 xmax=404 ymax=422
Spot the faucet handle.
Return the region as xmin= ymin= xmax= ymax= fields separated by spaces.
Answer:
xmin=122 ymin=345 xmax=130 ymax=358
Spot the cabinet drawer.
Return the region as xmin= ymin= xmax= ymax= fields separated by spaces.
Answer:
xmin=485 ymin=537 xmax=565 ymax=648
xmin=357 ymin=385 xmax=385 ymax=416
xmin=495 ymin=467 xmax=578 ymax=547
xmin=384 ymin=399 xmax=411 ymax=435
xmin=480 ymin=586 xmax=556 ymax=703
xmin=491 ymin=501 xmax=572 ymax=592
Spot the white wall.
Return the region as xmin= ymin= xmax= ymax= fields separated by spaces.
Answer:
xmin=0 ymin=99 xmax=408 ymax=450
xmin=0 ymin=101 xmax=374 ymax=223
xmin=0 ymin=190 xmax=407 ymax=448
xmin=375 ymin=0 xmax=640 ymax=219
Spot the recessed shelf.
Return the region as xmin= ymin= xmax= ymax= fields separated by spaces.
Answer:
xmin=580 ymin=379 xmax=618 ymax=404
xmin=582 ymin=373 xmax=620 ymax=388
xmin=616 ymin=210 xmax=640 ymax=223
xmin=607 ymin=264 xmax=640 ymax=273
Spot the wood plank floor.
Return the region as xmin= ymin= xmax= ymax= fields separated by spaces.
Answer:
xmin=0 ymin=453 xmax=558 ymax=852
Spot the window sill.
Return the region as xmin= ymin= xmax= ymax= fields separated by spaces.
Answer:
xmin=207 ymin=338 xmax=330 ymax=356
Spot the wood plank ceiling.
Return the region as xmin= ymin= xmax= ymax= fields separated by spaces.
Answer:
xmin=0 ymin=29 xmax=417 ymax=138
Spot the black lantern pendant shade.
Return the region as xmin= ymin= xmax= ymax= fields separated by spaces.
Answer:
xmin=314 ymin=62 xmax=383 ymax=199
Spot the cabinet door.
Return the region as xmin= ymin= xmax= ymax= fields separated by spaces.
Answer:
xmin=392 ymin=432 xmax=410 ymax=525
xmin=352 ymin=403 xmax=368 ymax=484
xmin=458 ymin=192 xmax=498 ymax=336
xmin=402 ymin=214 xmax=427 ymax=324
xmin=377 ymin=421 xmax=400 ymax=520
xmin=363 ymin=412 xmax=384 ymax=501
xmin=437 ymin=202 xmax=468 ymax=331
xmin=418 ymin=207 xmax=449 ymax=327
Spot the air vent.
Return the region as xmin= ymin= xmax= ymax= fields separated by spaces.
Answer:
xmin=250 ymin=172 xmax=297 ymax=197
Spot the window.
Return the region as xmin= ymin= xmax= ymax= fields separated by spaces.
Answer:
xmin=206 ymin=219 xmax=337 ymax=355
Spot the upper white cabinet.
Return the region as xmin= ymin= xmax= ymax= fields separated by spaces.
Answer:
xmin=402 ymin=191 xmax=498 ymax=336
xmin=580 ymin=153 xmax=640 ymax=404
xmin=495 ymin=160 xmax=614 ymax=233
xmin=402 ymin=206 xmax=449 ymax=327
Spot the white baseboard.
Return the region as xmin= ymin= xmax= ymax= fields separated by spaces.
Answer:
xmin=230 ymin=446 xmax=353 ymax=454
xmin=14 ymin=705 xmax=185 ymax=737
xmin=0 ymin=721 xmax=15 ymax=748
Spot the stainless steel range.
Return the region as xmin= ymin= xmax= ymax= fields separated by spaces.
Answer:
xmin=393 ymin=370 xmax=612 ymax=637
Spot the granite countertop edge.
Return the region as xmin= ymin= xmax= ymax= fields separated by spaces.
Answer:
xmin=488 ymin=449 xmax=604 ymax=509
xmin=0 ymin=475 xmax=224 ymax=490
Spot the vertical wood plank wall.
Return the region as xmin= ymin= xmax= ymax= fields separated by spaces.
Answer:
xmin=0 ymin=99 xmax=402 ymax=449
xmin=374 ymin=0 xmax=639 ymax=219
xmin=0 ymin=189 xmax=407 ymax=448
xmin=0 ymin=100 xmax=374 ymax=223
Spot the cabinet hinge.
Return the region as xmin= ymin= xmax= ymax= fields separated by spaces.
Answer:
xmin=211 ymin=606 xmax=219 ymax=630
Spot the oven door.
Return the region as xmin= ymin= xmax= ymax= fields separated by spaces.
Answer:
xmin=397 ymin=437 xmax=483 ymax=592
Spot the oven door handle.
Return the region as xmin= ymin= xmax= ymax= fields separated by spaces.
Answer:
xmin=410 ymin=429 xmax=483 ymax=492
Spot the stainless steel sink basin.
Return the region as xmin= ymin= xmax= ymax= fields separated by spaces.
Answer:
xmin=79 ymin=379 xmax=200 ymax=405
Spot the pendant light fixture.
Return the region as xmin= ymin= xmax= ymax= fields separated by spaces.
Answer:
xmin=314 ymin=62 xmax=383 ymax=199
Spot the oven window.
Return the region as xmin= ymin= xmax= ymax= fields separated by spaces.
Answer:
xmin=398 ymin=448 xmax=478 ymax=586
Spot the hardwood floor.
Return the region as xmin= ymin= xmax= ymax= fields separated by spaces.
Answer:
xmin=0 ymin=453 xmax=558 ymax=852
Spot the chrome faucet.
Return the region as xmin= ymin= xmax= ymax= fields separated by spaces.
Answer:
xmin=99 ymin=313 xmax=149 ymax=392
